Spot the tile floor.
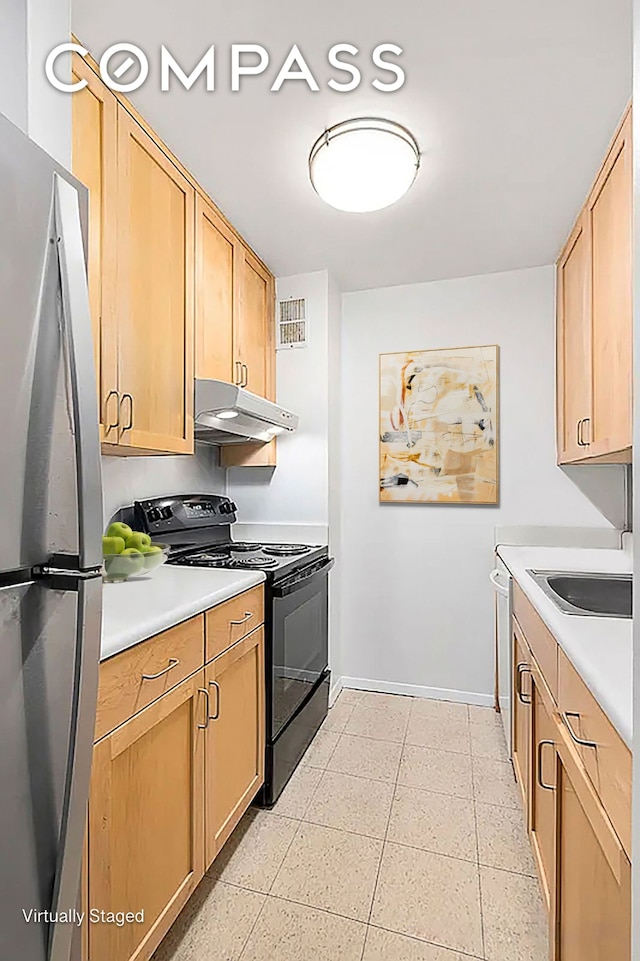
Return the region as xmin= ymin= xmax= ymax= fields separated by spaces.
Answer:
xmin=152 ymin=691 xmax=548 ymax=961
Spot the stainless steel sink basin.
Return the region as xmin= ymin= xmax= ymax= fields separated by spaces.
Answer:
xmin=527 ymin=571 xmax=632 ymax=619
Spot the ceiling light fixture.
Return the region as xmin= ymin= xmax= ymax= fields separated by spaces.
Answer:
xmin=309 ymin=117 xmax=420 ymax=213
xmin=216 ymin=410 xmax=239 ymax=419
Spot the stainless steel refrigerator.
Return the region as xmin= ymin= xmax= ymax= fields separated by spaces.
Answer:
xmin=0 ymin=113 xmax=103 ymax=960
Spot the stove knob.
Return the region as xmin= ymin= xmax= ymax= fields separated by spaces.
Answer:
xmin=147 ymin=507 xmax=161 ymax=522
xmin=220 ymin=501 xmax=237 ymax=515
xmin=228 ymin=501 xmax=238 ymax=514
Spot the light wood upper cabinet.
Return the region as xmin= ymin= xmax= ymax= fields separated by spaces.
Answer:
xmin=557 ymin=214 xmax=591 ymax=462
xmin=116 ymin=108 xmax=195 ymax=454
xmin=71 ymin=55 xmax=118 ymax=442
xmin=236 ymin=248 xmax=276 ymax=400
xmin=195 ymin=195 xmax=236 ymax=383
xmin=72 ymin=49 xmax=276 ymax=459
xmin=555 ymin=725 xmax=631 ymax=961
xmin=588 ymin=110 xmax=633 ymax=457
xmin=205 ymin=626 xmax=265 ymax=866
xmin=556 ymin=105 xmax=632 ymax=464
xmin=88 ymin=671 xmax=206 ymax=961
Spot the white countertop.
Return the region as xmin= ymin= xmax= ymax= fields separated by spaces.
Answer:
xmin=101 ymin=566 xmax=266 ymax=661
xmin=497 ymin=545 xmax=632 ymax=748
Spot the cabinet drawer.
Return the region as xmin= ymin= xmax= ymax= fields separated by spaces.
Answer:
xmin=557 ymin=648 xmax=631 ymax=857
xmin=205 ymin=585 xmax=264 ymax=661
xmin=512 ymin=581 xmax=558 ymax=699
xmin=95 ymin=615 xmax=205 ymax=741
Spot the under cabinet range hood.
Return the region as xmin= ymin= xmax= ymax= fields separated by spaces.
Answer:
xmin=194 ymin=379 xmax=299 ymax=445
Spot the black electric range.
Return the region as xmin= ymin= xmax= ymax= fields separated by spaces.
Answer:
xmin=133 ymin=494 xmax=334 ymax=805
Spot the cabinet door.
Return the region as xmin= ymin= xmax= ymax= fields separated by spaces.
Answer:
xmin=555 ymin=721 xmax=630 ymax=961
xmin=116 ymin=107 xmax=195 ymax=454
xmin=556 ymin=212 xmax=591 ymax=463
xmin=205 ymin=627 xmax=265 ymax=867
xmin=235 ymin=247 xmax=275 ymax=399
xmin=71 ymin=55 xmax=119 ymax=443
xmin=588 ymin=109 xmax=632 ymax=458
xmin=195 ymin=195 xmax=235 ymax=383
xmin=88 ymin=672 xmax=206 ymax=961
xmin=529 ymin=665 xmax=556 ymax=914
xmin=511 ymin=621 xmax=532 ymax=813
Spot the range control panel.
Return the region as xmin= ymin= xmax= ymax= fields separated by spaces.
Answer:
xmin=134 ymin=494 xmax=238 ymax=535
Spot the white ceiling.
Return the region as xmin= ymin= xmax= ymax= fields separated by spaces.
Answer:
xmin=73 ymin=0 xmax=631 ymax=291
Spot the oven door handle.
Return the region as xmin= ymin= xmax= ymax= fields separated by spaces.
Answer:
xmin=272 ymin=557 xmax=335 ymax=597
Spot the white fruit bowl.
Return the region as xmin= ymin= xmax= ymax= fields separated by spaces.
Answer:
xmin=102 ymin=544 xmax=170 ymax=583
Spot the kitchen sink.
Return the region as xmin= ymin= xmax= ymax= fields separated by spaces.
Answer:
xmin=527 ymin=571 xmax=632 ymax=619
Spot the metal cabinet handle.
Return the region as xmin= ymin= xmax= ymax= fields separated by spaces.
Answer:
xmin=582 ymin=417 xmax=591 ymax=446
xmin=537 ymin=739 xmax=555 ymax=791
xmin=242 ymin=363 xmax=249 ymax=387
xmin=234 ymin=360 xmax=243 ymax=386
xmin=197 ymin=688 xmax=210 ymax=729
xmin=120 ymin=392 xmax=134 ymax=433
xmin=104 ymin=389 xmax=120 ymax=434
xmin=230 ymin=611 xmax=253 ymax=626
xmin=141 ymin=657 xmax=180 ymax=680
xmin=577 ymin=419 xmax=583 ymax=447
xmin=208 ymin=679 xmax=220 ymax=719
xmin=562 ymin=711 xmax=597 ymax=749
xmin=516 ymin=663 xmax=532 ymax=704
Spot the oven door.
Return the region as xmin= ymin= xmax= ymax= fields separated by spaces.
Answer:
xmin=270 ymin=557 xmax=334 ymax=739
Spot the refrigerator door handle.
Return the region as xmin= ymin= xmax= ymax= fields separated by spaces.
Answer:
xmin=54 ymin=174 xmax=103 ymax=572
xmin=47 ymin=573 xmax=102 ymax=961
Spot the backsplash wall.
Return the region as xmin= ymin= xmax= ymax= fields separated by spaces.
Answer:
xmin=101 ymin=446 xmax=226 ymax=524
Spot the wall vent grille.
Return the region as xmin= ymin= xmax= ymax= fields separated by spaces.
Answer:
xmin=277 ymin=298 xmax=307 ymax=349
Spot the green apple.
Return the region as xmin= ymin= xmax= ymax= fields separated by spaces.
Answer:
xmin=102 ymin=535 xmax=125 ymax=556
xmin=106 ymin=521 xmax=133 ymax=541
xmin=142 ymin=544 xmax=165 ymax=571
xmin=105 ymin=547 xmax=145 ymax=579
xmin=125 ymin=531 xmax=152 ymax=550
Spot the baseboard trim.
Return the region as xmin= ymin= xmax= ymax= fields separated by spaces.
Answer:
xmin=329 ymin=676 xmax=343 ymax=707
xmin=340 ymin=676 xmax=494 ymax=708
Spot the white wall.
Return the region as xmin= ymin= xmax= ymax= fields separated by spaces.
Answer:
xmin=227 ymin=270 xmax=332 ymax=534
xmin=1 ymin=0 xmax=71 ymax=165
xmin=102 ymin=448 xmax=226 ymax=523
xmin=1 ymin=0 xmax=28 ymax=129
xmin=339 ymin=265 xmax=624 ymax=702
xmin=27 ymin=0 xmax=71 ymax=166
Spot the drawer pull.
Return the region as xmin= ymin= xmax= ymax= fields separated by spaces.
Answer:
xmin=562 ymin=711 xmax=597 ymax=749
xmin=197 ymin=688 xmax=210 ymax=729
xmin=537 ymin=739 xmax=555 ymax=791
xmin=230 ymin=611 xmax=254 ymax=626
xmin=141 ymin=657 xmax=180 ymax=681
xmin=516 ymin=663 xmax=532 ymax=704
xmin=208 ymin=679 xmax=221 ymax=719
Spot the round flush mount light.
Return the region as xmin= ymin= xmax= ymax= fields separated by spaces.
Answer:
xmin=309 ymin=117 xmax=420 ymax=213
xmin=216 ymin=410 xmax=239 ymax=419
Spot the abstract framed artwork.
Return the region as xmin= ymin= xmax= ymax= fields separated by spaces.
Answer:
xmin=379 ymin=344 xmax=499 ymax=504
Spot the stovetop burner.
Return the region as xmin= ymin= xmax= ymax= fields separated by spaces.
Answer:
xmin=231 ymin=555 xmax=279 ymax=569
xmin=230 ymin=543 xmax=262 ymax=552
xmin=262 ymin=544 xmax=312 ymax=556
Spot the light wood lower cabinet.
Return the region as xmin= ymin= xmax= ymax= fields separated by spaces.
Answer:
xmin=555 ymin=724 xmax=631 ymax=961
xmin=510 ymin=591 xmax=631 ymax=960
xmin=529 ymin=662 xmax=556 ymax=915
xmin=511 ymin=621 xmax=531 ymax=808
xmin=88 ymin=672 xmax=206 ymax=961
xmin=85 ymin=591 xmax=265 ymax=961
xmin=204 ymin=627 xmax=265 ymax=866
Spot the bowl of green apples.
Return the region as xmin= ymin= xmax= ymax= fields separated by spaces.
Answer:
xmin=102 ymin=523 xmax=170 ymax=583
